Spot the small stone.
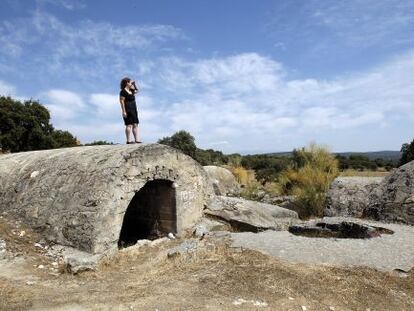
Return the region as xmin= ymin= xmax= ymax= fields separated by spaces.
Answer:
xmin=52 ymin=262 xmax=58 ymax=267
xmin=253 ymin=300 xmax=268 ymax=307
xmin=193 ymin=224 xmax=209 ymax=238
xmin=37 ymin=265 xmax=45 ymax=269
xmin=26 ymin=281 xmax=36 ymax=285
xmin=168 ymin=232 xmax=176 ymax=239
xmin=19 ymin=231 xmax=25 ymax=237
xmin=288 ymin=297 xmax=294 ymax=300
xmin=30 ymin=171 xmax=40 ymax=178
xmin=34 ymin=243 xmax=43 ymax=249
xmin=329 ymin=307 xmax=335 ymax=311
xmin=232 ymin=298 xmax=247 ymax=305
xmin=301 ymin=306 xmax=307 ymax=311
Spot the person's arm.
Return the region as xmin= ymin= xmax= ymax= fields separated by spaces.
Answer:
xmin=131 ymin=81 xmax=139 ymax=94
xmin=119 ymin=96 xmax=127 ymax=118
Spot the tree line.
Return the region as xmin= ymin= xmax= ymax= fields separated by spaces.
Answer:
xmin=0 ymin=96 xmax=115 ymax=153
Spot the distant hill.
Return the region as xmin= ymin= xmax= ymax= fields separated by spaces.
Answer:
xmin=336 ymin=151 xmax=401 ymax=162
xmin=266 ymin=150 xmax=401 ymax=162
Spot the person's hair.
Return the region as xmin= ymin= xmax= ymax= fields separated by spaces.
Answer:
xmin=120 ymin=77 xmax=131 ymax=90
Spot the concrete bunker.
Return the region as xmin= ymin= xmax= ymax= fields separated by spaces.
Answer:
xmin=0 ymin=144 xmax=214 ymax=255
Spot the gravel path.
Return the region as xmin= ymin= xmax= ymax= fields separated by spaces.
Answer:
xmin=230 ymin=217 xmax=414 ymax=271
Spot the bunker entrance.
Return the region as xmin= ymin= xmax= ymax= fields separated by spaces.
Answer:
xmin=288 ymin=221 xmax=394 ymax=239
xmin=118 ymin=179 xmax=176 ymax=249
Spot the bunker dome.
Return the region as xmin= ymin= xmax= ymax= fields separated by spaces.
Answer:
xmin=0 ymin=144 xmax=214 ymax=254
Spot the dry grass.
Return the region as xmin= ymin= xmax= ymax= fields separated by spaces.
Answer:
xmin=227 ymin=166 xmax=256 ymax=186
xmin=263 ymin=181 xmax=282 ymax=196
xmin=0 ymin=226 xmax=413 ymax=310
xmin=278 ymin=143 xmax=339 ymax=218
xmin=340 ymin=169 xmax=391 ymax=177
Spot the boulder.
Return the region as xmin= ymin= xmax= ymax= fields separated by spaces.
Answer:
xmin=365 ymin=163 xmax=414 ymax=225
xmin=205 ymin=196 xmax=299 ymax=232
xmin=324 ymin=177 xmax=383 ymax=217
xmin=192 ymin=217 xmax=231 ymax=238
xmin=49 ymin=245 xmax=101 ymax=274
xmin=203 ymin=166 xmax=241 ymax=196
xmin=261 ymin=195 xmax=297 ymax=211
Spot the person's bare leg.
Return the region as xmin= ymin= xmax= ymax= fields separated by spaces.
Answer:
xmin=125 ymin=125 xmax=132 ymax=143
xmin=132 ymin=124 xmax=141 ymax=143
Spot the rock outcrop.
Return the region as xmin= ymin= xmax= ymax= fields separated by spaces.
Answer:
xmin=203 ymin=166 xmax=240 ymax=196
xmin=364 ymin=162 xmax=414 ymax=225
xmin=205 ymin=196 xmax=299 ymax=232
xmin=0 ymin=144 xmax=214 ymax=254
xmin=324 ymin=177 xmax=383 ymax=217
xmin=325 ymin=163 xmax=414 ymax=225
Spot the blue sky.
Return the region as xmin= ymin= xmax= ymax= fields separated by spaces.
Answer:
xmin=1 ymin=0 xmax=414 ymax=153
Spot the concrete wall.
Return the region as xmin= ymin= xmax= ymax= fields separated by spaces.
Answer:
xmin=0 ymin=144 xmax=214 ymax=254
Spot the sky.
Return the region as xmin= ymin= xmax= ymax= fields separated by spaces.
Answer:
xmin=0 ymin=0 xmax=413 ymax=154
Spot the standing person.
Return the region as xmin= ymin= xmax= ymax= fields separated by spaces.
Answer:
xmin=119 ymin=77 xmax=141 ymax=144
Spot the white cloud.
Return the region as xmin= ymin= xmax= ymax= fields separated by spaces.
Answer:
xmin=89 ymin=94 xmax=119 ymax=118
xmin=36 ymin=0 xmax=86 ymax=10
xmin=149 ymin=51 xmax=414 ymax=151
xmin=42 ymin=89 xmax=85 ymax=120
xmin=5 ymin=49 xmax=414 ymax=151
xmin=0 ymin=80 xmax=16 ymax=96
xmin=0 ymin=10 xmax=186 ymax=85
xmin=268 ymin=0 xmax=414 ymax=49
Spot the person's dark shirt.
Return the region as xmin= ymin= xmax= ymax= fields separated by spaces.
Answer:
xmin=120 ymin=89 xmax=135 ymax=104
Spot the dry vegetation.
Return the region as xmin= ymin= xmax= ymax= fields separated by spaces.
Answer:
xmin=340 ymin=169 xmax=391 ymax=177
xmin=0 ymin=216 xmax=413 ymax=310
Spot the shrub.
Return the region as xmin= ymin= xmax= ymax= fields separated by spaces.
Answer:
xmin=158 ymin=130 xmax=197 ymax=158
xmin=278 ymin=143 xmax=339 ymax=218
xmin=263 ymin=181 xmax=282 ymax=197
xmin=228 ymin=166 xmax=255 ymax=186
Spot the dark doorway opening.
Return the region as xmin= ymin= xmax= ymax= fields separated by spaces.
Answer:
xmin=118 ymin=179 xmax=176 ymax=249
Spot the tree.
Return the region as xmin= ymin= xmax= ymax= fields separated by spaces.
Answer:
xmin=52 ymin=130 xmax=78 ymax=148
xmin=0 ymin=96 xmax=78 ymax=152
xmin=399 ymin=139 xmax=414 ymax=167
xmin=158 ymin=130 xmax=197 ymax=158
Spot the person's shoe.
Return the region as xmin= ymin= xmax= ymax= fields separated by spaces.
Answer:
xmin=126 ymin=141 xmax=134 ymax=144
xmin=135 ymin=141 xmax=142 ymax=144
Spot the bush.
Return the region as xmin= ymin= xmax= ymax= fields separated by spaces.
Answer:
xmin=228 ymin=166 xmax=255 ymax=186
xmin=158 ymin=130 xmax=197 ymax=158
xmin=399 ymin=139 xmax=414 ymax=167
xmin=279 ymin=143 xmax=339 ymax=218
xmin=263 ymin=181 xmax=282 ymax=197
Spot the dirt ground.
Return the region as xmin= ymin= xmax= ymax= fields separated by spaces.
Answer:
xmin=0 ymin=216 xmax=413 ymax=311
